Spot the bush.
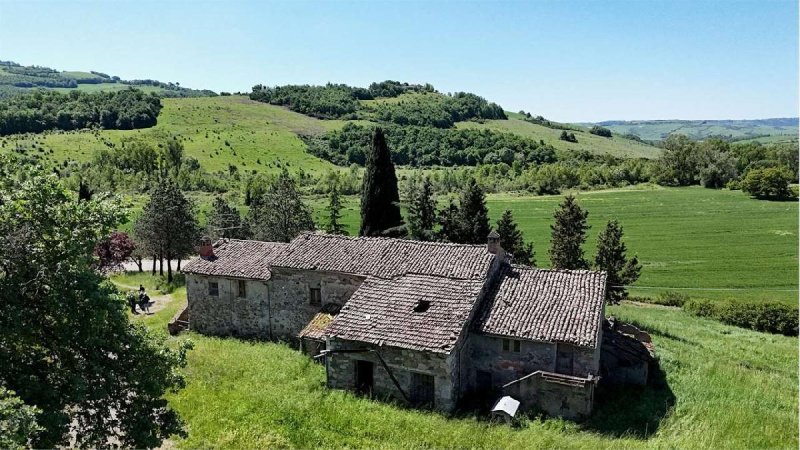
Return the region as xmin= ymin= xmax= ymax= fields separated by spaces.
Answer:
xmin=741 ymin=167 xmax=794 ymax=199
xmin=656 ymin=290 xmax=689 ymax=307
xmin=589 ymin=125 xmax=612 ymax=138
xmin=684 ymin=299 xmax=798 ymax=336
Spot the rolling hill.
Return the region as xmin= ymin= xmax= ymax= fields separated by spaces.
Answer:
xmin=589 ymin=118 xmax=799 ymax=143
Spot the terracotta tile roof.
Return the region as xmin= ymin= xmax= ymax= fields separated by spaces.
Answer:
xmin=326 ymin=274 xmax=485 ymax=354
xmin=271 ymin=232 xmax=495 ymax=280
xmin=298 ymin=303 xmax=342 ymax=340
xmin=181 ymin=239 xmax=289 ymax=280
xmin=476 ymin=265 xmax=607 ymax=348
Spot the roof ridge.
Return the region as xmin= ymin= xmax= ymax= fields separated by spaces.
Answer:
xmin=297 ymin=231 xmax=486 ymax=248
xmin=508 ymin=263 xmax=606 ymax=276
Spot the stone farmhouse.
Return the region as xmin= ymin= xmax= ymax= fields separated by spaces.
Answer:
xmin=181 ymin=232 xmax=649 ymax=419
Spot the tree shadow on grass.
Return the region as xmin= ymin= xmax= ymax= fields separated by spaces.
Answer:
xmin=582 ymin=364 xmax=675 ymax=439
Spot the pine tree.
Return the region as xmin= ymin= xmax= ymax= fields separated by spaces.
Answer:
xmin=408 ymin=176 xmax=437 ymax=241
xmin=207 ymin=197 xmax=246 ymax=240
xmin=549 ymin=194 xmax=590 ymax=269
xmin=437 ymin=198 xmax=461 ymax=242
xmin=457 ymin=177 xmax=490 ymax=244
xmin=496 ymin=209 xmax=536 ymax=266
xmin=360 ymin=128 xmax=405 ymax=237
xmin=325 ymin=175 xmax=347 ymax=235
xmin=595 ymin=220 xmax=642 ymax=304
xmin=247 ymin=169 xmax=315 ymax=242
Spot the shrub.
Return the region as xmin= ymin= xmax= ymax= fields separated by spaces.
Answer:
xmin=589 ymin=125 xmax=612 ymax=138
xmin=741 ymin=167 xmax=794 ymax=199
xmin=684 ymin=299 xmax=798 ymax=336
xmin=656 ymin=290 xmax=689 ymax=307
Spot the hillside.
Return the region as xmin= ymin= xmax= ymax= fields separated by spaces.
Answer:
xmin=2 ymin=95 xmax=662 ymax=175
xmin=591 ymin=118 xmax=799 ymax=142
xmin=0 ymin=60 xmax=215 ymax=98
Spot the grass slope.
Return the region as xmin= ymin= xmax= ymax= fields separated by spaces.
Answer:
xmin=1 ymin=95 xmax=341 ymax=174
xmin=115 ymin=279 xmax=797 ymax=449
xmin=456 ymin=119 xmax=661 ymax=159
xmin=308 ymin=186 xmax=798 ymax=303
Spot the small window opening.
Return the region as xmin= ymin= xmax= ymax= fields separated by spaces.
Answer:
xmin=237 ymin=280 xmax=247 ymax=298
xmin=414 ymin=299 xmax=431 ymax=313
xmin=208 ymin=281 xmax=219 ymax=297
xmin=309 ymin=287 xmax=322 ymax=306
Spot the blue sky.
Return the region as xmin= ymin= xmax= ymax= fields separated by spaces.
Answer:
xmin=0 ymin=0 xmax=797 ymax=122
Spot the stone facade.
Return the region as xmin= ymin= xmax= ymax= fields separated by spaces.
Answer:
xmin=502 ymin=371 xmax=595 ymax=420
xmin=269 ymin=268 xmax=364 ymax=341
xmin=326 ymin=338 xmax=458 ymax=411
xmin=186 ymin=274 xmax=270 ymax=338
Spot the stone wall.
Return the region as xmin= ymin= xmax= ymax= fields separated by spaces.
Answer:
xmin=186 ymin=274 xmax=270 ymax=338
xmin=467 ymin=333 xmax=557 ymax=391
xmin=326 ymin=338 xmax=457 ymax=412
xmin=269 ymin=268 xmax=365 ymax=341
xmin=503 ymin=372 xmax=595 ymax=420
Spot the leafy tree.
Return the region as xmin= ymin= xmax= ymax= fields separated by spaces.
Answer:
xmin=0 ymin=157 xmax=190 ymax=448
xmin=455 ymin=178 xmax=491 ymax=244
xmin=324 ymin=173 xmax=347 ymax=235
xmin=93 ymin=231 xmax=136 ymax=271
xmin=559 ymin=130 xmax=578 ymax=143
xmin=496 ymin=209 xmax=535 ymax=265
xmin=207 ymin=196 xmax=247 ymax=239
xmin=741 ymin=167 xmax=794 ymax=199
xmin=594 ymin=220 xmax=641 ymax=303
xmin=247 ymin=169 xmax=315 ymax=242
xmin=549 ymin=194 xmax=590 ymax=269
xmin=0 ymin=387 xmax=42 ymax=450
xmin=360 ymin=128 xmax=405 ymax=236
xmin=656 ymin=134 xmax=700 ymax=186
xmin=407 ymin=175 xmax=437 ymax=241
xmin=133 ymin=179 xmax=200 ymax=282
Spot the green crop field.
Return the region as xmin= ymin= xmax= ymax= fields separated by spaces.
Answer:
xmin=308 ymin=185 xmax=798 ymax=303
xmin=456 ymin=119 xmax=661 ymax=159
xmin=115 ymin=278 xmax=797 ymax=449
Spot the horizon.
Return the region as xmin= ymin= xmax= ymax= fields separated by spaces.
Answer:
xmin=1 ymin=0 xmax=797 ymax=122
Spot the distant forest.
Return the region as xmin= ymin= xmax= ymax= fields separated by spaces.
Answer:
xmin=0 ymin=89 xmax=163 ymax=135
xmin=249 ymin=80 xmax=506 ymax=127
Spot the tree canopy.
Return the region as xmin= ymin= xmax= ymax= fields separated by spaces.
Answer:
xmin=0 ymin=156 xmax=190 ymax=448
xmin=549 ymin=194 xmax=590 ymax=269
xmin=496 ymin=209 xmax=535 ymax=266
xmin=360 ymin=128 xmax=405 ymax=237
xmin=247 ymin=169 xmax=315 ymax=242
xmin=594 ymin=220 xmax=641 ymax=303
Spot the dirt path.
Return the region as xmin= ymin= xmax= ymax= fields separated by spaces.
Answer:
xmin=114 ymin=282 xmax=174 ymax=315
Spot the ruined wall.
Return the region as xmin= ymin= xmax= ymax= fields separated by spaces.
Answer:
xmin=326 ymin=338 xmax=457 ymax=412
xmin=186 ymin=274 xmax=270 ymax=338
xmin=269 ymin=268 xmax=364 ymax=341
xmin=503 ymin=374 xmax=595 ymax=420
xmin=467 ymin=333 xmax=557 ymax=390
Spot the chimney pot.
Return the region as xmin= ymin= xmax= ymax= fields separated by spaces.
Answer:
xmin=487 ymin=229 xmax=500 ymax=254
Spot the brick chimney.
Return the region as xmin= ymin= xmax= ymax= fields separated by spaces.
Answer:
xmin=199 ymin=237 xmax=215 ymax=260
xmin=487 ymin=229 xmax=501 ymax=254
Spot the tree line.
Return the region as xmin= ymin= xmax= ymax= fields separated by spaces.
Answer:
xmin=0 ymin=89 xmax=163 ymax=135
xmin=249 ymin=81 xmax=506 ymax=126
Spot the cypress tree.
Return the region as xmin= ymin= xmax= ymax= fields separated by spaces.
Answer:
xmin=437 ymin=198 xmax=461 ymax=243
xmin=207 ymin=197 xmax=246 ymax=240
xmin=457 ymin=178 xmax=490 ymax=244
xmin=359 ymin=128 xmax=404 ymax=236
xmin=595 ymin=220 xmax=642 ymax=304
xmin=549 ymin=194 xmax=590 ymax=269
xmin=408 ymin=176 xmax=437 ymax=241
xmin=325 ymin=176 xmax=347 ymax=235
xmin=496 ymin=209 xmax=536 ymax=266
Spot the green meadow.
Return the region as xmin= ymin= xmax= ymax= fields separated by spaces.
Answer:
xmin=308 ymin=185 xmax=799 ymax=304
xmin=114 ymin=274 xmax=798 ymax=449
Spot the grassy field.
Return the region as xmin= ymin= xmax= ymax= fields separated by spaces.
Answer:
xmin=113 ymin=272 xmax=797 ymax=449
xmin=456 ymin=119 xmax=661 ymax=159
xmin=308 ymin=185 xmax=798 ymax=303
xmin=1 ymin=95 xmax=341 ymax=174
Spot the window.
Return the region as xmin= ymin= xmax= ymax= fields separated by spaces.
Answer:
xmin=309 ymin=287 xmax=322 ymax=306
xmin=502 ymin=338 xmax=521 ymax=353
xmin=237 ymin=280 xmax=247 ymax=298
xmin=208 ymin=281 xmax=219 ymax=297
xmin=411 ymin=372 xmax=435 ymax=406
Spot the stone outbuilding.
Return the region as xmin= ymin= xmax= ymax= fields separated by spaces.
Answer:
xmin=181 ymin=232 xmax=633 ymax=418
